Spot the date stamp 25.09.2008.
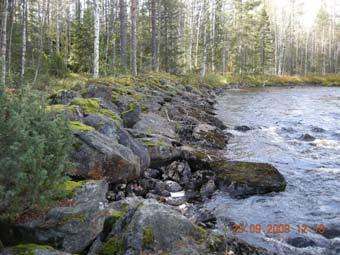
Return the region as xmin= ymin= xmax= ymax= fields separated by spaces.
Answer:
xmin=230 ymin=224 xmax=326 ymax=235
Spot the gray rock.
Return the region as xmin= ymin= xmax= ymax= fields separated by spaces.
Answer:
xmin=115 ymin=96 xmax=141 ymax=128
xmin=117 ymin=128 xmax=150 ymax=173
xmin=143 ymin=169 xmax=161 ymax=179
xmin=193 ymin=123 xmax=227 ymax=149
xmin=165 ymin=197 xmax=187 ymax=206
xmin=133 ymin=113 xmax=179 ymax=140
xmin=300 ymin=133 xmax=316 ymax=142
xmin=164 ymin=161 xmax=192 ymax=185
xmin=1 ymin=246 xmax=72 ymax=255
xmin=235 ymin=125 xmax=252 ymax=132
xmin=1 ymin=181 xmax=110 ymax=254
xmin=72 ymin=131 xmax=141 ymax=183
xmin=106 ymin=199 xmax=211 ymax=254
xmin=165 ymin=180 xmax=183 ymax=192
xmin=287 ymin=236 xmax=316 ymax=248
xmin=214 ymin=161 xmax=287 ymax=198
xmin=139 ymin=136 xmax=181 ymax=168
xmin=48 ymin=90 xmax=80 ymax=105
xmin=84 ymin=84 xmax=112 ymax=101
xmin=200 ymin=180 xmax=216 ymax=198
xmin=83 ymin=114 xmax=119 ymax=140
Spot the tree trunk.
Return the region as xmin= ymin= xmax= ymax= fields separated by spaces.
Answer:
xmin=119 ymin=0 xmax=128 ymax=69
xmin=20 ymin=0 xmax=27 ymax=83
xmin=130 ymin=0 xmax=137 ymax=75
xmin=1 ymin=0 xmax=9 ymax=85
xmin=151 ymin=0 xmax=158 ymax=71
xmin=93 ymin=0 xmax=100 ymax=78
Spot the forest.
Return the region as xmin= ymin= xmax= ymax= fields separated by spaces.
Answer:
xmin=0 ymin=1 xmax=340 ymax=255
xmin=0 ymin=0 xmax=339 ymax=85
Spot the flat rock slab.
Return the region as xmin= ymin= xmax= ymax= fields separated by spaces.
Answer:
xmin=213 ymin=161 xmax=287 ymax=198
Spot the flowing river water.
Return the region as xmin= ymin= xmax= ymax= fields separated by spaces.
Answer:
xmin=208 ymin=86 xmax=340 ymax=254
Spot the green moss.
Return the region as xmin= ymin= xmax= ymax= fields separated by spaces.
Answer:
xmin=192 ymin=225 xmax=208 ymax=243
xmin=57 ymin=180 xmax=84 ymax=198
xmin=71 ymin=98 xmax=101 ymax=112
xmin=47 ymin=89 xmax=67 ymax=100
xmin=99 ymin=237 xmax=125 ymax=255
xmin=69 ymin=121 xmax=95 ymax=131
xmin=143 ymin=226 xmax=154 ymax=247
xmin=70 ymin=98 xmax=122 ymax=125
xmin=142 ymin=139 xmax=157 ymax=147
xmin=122 ymin=101 xmax=136 ymax=116
xmin=58 ymin=212 xmax=86 ymax=225
xmin=12 ymin=244 xmax=55 ymax=255
xmin=208 ymin=233 xmax=225 ymax=252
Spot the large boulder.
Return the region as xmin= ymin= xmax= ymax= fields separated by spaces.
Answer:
xmin=138 ymin=136 xmax=181 ymax=168
xmin=193 ymin=123 xmax=227 ymax=149
xmin=117 ymin=128 xmax=150 ymax=172
xmin=1 ymin=244 xmax=72 ymax=255
xmin=48 ymin=90 xmax=80 ymax=105
xmin=84 ymin=84 xmax=112 ymax=101
xmin=213 ymin=161 xmax=287 ymax=198
xmin=100 ymin=199 xmax=224 ymax=255
xmin=133 ymin=113 xmax=179 ymax=140
xmin=115 ymin=96 xmax=141 ymax=128
xmin=72 ymin=131 xmax=141 ymax=183
xmin=0 ymin=181 xmax=110 ymax=254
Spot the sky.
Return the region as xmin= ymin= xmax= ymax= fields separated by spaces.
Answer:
xmin=272 ymin=0 xmax=323 ymax=29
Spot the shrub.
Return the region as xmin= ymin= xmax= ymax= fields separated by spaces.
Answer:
xmin=0 ymin=87 xmax=74 ymax=219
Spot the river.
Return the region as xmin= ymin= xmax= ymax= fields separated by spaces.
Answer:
xmin=208 ymin=86 xmax=340 ymax=255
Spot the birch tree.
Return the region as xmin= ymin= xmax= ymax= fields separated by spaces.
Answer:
xmin=130 ymin=0 xmax=137 ymax=75
xmin=93 ymin=0 xmax=100 ymax=78
xmin=1 ymin=0 xmax=8 ymax=85
xmin=20 ymin=0 xmax=27 ymax=83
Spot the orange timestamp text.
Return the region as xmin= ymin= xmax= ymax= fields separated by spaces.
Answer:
xmin=231 ymin=223 xmax=326 ymax=235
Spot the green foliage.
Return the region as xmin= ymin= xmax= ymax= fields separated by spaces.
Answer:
xmin=48 ymin=53 xmax=68 ymax=78
xmin=0 ymin=88 xmax=74 ymax=218
xmin=69 ymin=8 xmax=94 ymax=73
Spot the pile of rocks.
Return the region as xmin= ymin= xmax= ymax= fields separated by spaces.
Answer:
xmin=0 ymin=80 xmax=287 ymax=255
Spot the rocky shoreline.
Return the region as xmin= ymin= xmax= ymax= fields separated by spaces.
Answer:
xmin=0 ymin=78 xmax=287 ymax=255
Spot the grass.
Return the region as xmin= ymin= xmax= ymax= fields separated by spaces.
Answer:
xmin=47 ymin=72 xmax=340 ymax=91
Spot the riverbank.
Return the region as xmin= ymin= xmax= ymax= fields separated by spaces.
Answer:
xmin=1 ymin=73 xmax=338 ymax=255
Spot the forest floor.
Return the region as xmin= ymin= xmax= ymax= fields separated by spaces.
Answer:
xmin=41 ymin=72 xmax=340 ymax=94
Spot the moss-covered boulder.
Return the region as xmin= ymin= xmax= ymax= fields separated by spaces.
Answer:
xmin=138 ymin=136 xmax=181 ymax=168
xmin=192 ymin=123 xmax=227 ymax=149
xmin=213 ymin=161 xmax=287 ymax=198
xmin=103 ymin=199 xmax=222 ymax=255
xmin=0 ymin=181 xmax=110 ymax=254
xmin=72 ymin=131 xmax=141 ymax=183
xmin=48 ymin=89 xmax=80 ymax=105
xmin=84 ymin=84 xmax=113 ymax=101
xmin=1 ymin=244 xmax=72 ymax=255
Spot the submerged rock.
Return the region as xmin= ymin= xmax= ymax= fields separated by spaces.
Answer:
xmin=234 ymin=125 xmax=252 ymax=132
xmin=300 ymin=133 xmax=316 ymax=142
xmin=214 ymin=161 xmax=287 ymax=198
